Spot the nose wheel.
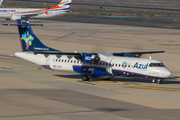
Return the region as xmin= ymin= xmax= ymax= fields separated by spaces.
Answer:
xmin=152 ymin=79 xmax=164 ymax=84
xmin=157 ymin=79 xmax=164 ymax=84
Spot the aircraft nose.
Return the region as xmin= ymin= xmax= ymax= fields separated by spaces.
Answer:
xmin=163 ymin=69 xmax=172 ymax=78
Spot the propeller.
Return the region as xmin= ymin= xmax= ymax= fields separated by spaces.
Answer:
xmin=131 ymin=43 xmax=147 ymax=58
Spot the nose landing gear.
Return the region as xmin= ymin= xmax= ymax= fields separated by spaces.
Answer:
xmin=152 ymin=79 xmax=164 ymax=84
xmin=158 ymin=79 xmax=164 ymax=84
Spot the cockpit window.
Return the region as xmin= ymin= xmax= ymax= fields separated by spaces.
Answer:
xmin=149 ymin=63 xmax=165 ymax=67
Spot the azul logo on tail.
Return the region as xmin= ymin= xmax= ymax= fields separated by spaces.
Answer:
xmin=17 ymin=19 xmax=60 ymax=52
xmin=21 ymin=32 xmax=34 ymax=50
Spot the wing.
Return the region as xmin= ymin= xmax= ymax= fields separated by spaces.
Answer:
xmin=34 ymin=50 xmax=164 ymax=57
xmin=33 ymin=51 xmax=99 ymax=64
xmin=33 ymin=50 xmax=165 ymax=64
xmin=113 ymin=51 xmax=165 ymax=57
xmin=34 ymin=51 xmax=82 ymax=56
xmin=20 ymin=11 xmax=45 ymax=18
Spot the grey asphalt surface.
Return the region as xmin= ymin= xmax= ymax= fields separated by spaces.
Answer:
xmin=1 ymin=18 xmax=180 ymax=120
xmin=0 ymin=1 xmax=180 ymax=120
xmin=0 ymin=66 xmax=179 ymax=120
xmin=42 ymin=14 xmax=180 ymax=29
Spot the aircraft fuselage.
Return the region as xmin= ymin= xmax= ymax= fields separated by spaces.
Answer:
xmin=15 ymin=52 xmax=171 ymax=80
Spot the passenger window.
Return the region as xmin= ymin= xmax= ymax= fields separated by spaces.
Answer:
xmin=67 ymin=60 xmax=69 ymax=63
xmin=74 ymin=60 xmax=76 ymax=63
xmin=116 ymin=64 xmax=117 ymax=67
xmin=128 ymin=65 xmax=130 ymax=67
xmin=119 ymin=64 xmax=121 ymax=67
xmin=65 ymin=60 xmax=66 ymax=63
xmin=59 ymin=59 xmax=61 ymax=62
xmin=62 ymin=60 xmax=63 ymax=62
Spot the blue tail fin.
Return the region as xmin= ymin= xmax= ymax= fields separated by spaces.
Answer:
xmin=17 ymin=19 xmax=60 ymax=52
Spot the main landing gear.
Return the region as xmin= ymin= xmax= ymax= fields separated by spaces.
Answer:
xmin=82 ymin=75 xmax=90 ymax=81
xmin=81 ymin=75 xmax=111 ymax=81
xmin=152 ymin=79 xmax=164 ymax=84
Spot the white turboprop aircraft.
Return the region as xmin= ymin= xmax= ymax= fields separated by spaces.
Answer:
xmin=3 ymin=19 xmax=172 ymax=84
xmin=0 ymin=0 xmax=71 ymax=20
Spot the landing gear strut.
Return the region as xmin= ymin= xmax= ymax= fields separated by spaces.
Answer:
xmin=82 ymin=75 xmax=90 ymax=81
xmin=158 ymin=79 xmax=164 ymax=84
xmin=152 ymin=79 xmax=164 ymax=84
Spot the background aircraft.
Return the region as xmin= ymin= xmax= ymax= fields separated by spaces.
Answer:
xmin=0 ymin=0 xmax=3 ymax=8
xmin=0 ymin=0 xmax=71 ymax=20
xmin=3 ymin=19 xmax=172 ymax=84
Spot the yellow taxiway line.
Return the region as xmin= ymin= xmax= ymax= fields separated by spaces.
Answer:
xmin=128 ymin=86 xmax=180 ymax=91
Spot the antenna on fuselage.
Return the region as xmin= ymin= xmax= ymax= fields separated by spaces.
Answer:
xmin=149 ymin=56 xmax=151 ymax=59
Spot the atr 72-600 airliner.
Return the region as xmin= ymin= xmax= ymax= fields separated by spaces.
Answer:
xmin=0 ymin=0 xmax=71 ymax=20
xmin=3 ymin=19 xmax=172 ymax=84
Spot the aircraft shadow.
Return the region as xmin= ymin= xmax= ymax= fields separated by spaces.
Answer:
xmin=95 ymin=108 xmax=127 ymax=112
xmin=55 ymin=74 xmax=81 ymax=79
xmin=55 ymin=74 xmax=180 ymax=84
xmin=0 ymin=109 xmax=124 ymax=118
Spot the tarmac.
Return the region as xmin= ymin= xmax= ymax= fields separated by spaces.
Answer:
xmin=0 ymin=18 xmax=180 ymax=120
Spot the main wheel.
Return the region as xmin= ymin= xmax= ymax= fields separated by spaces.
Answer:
xmin=82 ymin=75 xmax=90 ymax=81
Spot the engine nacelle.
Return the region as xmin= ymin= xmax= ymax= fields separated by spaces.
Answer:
xmin=82 ymin=53 xmax=100 ymax=64
xmin=93 ymin=69 xmax=112 ymax=78
xmin=10 ymin=15 xmax=21 ymax=20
